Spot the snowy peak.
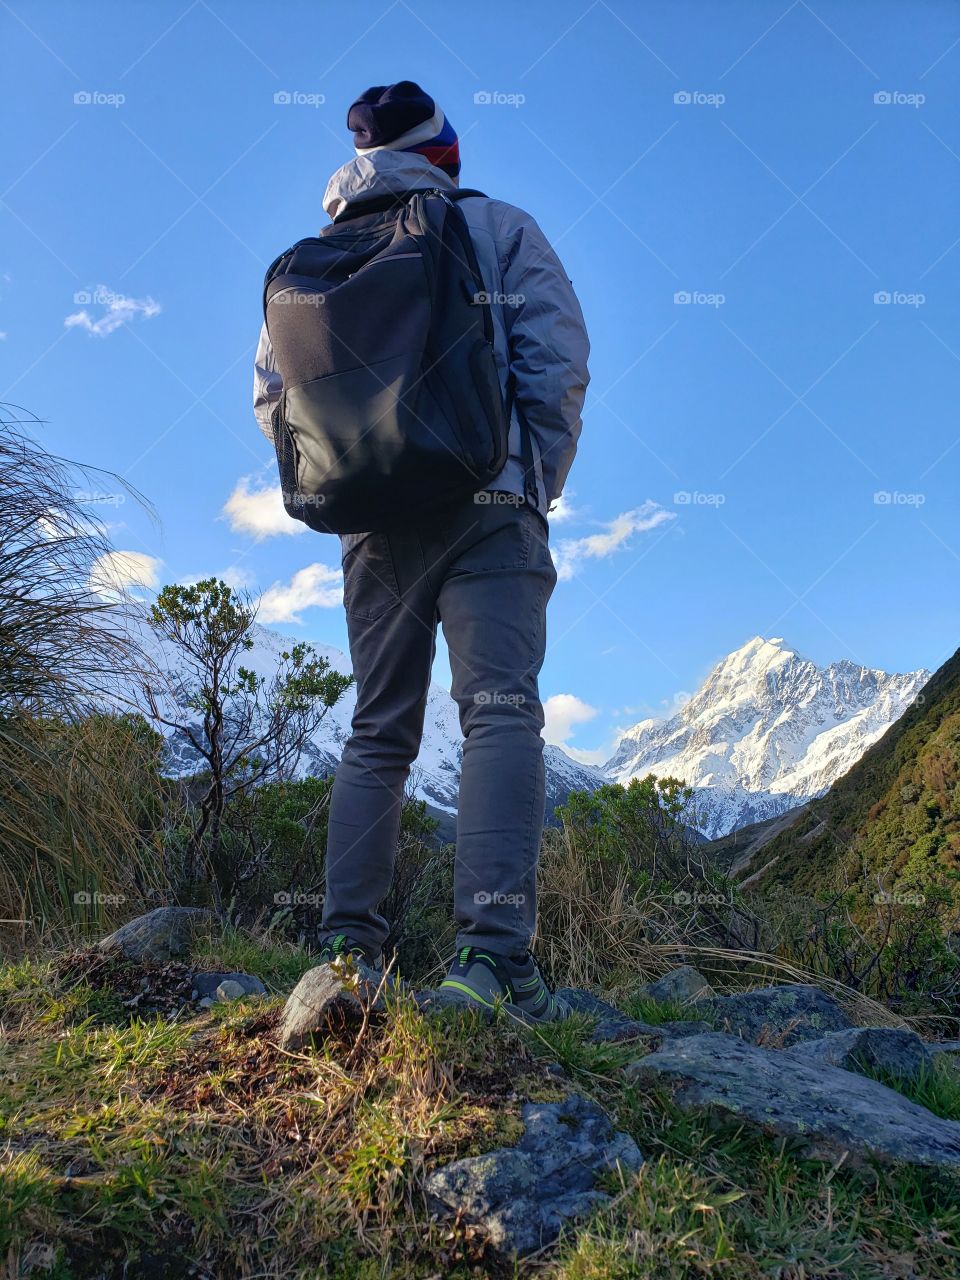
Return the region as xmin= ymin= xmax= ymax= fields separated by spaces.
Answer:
xmin=677 ymin=636 xmax=800 ymax=721
xmin=121 ymin=606 xmax=929 ymax=845
xmin=604 ymin=639 xmax=930 ymax=839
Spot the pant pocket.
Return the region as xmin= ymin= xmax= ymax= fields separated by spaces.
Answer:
xmin=341 ymin=533 xmax=401 ymax=620
xmin=449 ymin=501 xmax=533 ymax=573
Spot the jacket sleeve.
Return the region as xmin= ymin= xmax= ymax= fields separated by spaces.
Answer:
xmin=253 ymin=321 xmax=283 ymax=443
xmin=496 ymin=205 xmax=590 ymax=504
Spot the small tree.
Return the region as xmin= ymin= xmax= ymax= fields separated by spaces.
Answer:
xmin=143 ymin=578 xmax=352 ymax=909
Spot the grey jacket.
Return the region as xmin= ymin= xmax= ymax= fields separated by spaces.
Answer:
xmin=253 ymin=149 xmax=589 ymax=516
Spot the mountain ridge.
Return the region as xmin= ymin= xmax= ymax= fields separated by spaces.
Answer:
xmin=126 ymin=608 xmax=930 ymax=841
xmin=604 ymin=636 xmax=930 ymax=838
xmin=730 ymin=644 xmax=960 ymax=891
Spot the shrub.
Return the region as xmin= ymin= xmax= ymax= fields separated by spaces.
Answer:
xmin=538 ymin=778 xmax=763 ymax=989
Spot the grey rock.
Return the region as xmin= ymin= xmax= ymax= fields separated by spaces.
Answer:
xmin=215 ymin=980 xmax=248 ymax=1001
xmin=278 ymin=963 xmax=373 ymax=1051
xmin=425 ymin=1094 xmax=643 ymax=1256
xmin=704 ymin=983 xmax=854 ymax=1046
xmin=930 ymin=1040 xmax=960 ymax=1063
xmin=557 ymin=989 xmax=708 ymax=1043
xmin=197 ymin=997 xmax=215 ymax=1010
xmin=637 ymin=965 xmax=713 ymax=1005
xmin=784 ymin=1027 xmax=933 ymax=1082
xmin=99 ymin=907 xmax=213 ymax=963
xmin=626 ymin=1032 xmax=960 ymax=1169
xmin=558 ymin=988 xmax=659 ymax=1042
xmin=659 ymin=1018 xmax=713 ymax=1038
xmin=191 ymin=971 xmax=267 ymax=1000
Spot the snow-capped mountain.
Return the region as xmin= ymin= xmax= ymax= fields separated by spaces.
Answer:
xmin=604 ymin=637 xmax=930 ymax=839
xmin=131 ymin=609 xmax=603 ymax=829
xmin=127 ymin=606 xmax=929 ymax=843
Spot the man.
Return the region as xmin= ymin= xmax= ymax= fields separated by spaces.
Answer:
xmin=254 ymin=81 xmax=589 ymax=1022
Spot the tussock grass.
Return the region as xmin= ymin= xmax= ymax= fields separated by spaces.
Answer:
xmin=0 ymin=408 xmax=164 ymax=949
xmin=536 ymin=816 xmax=905 ymax=1035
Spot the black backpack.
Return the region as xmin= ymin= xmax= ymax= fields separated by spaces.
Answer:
xmin=263 ymin=187 xmax=534 ymax=534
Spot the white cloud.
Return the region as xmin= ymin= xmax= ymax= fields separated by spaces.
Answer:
xmin=180 ymin=565 xmax=256 ymax=591
xmin=0 ymin=331 xmax=7 ymax=341
xmin=222 ymin=477 xmax=305 ymax=540
xmin=543 ymin=692 xmax=599 ymax=758
xmin=89 ymin=550 xmax=162 ymax=600
xmin=220 ymin=565 xmax=256 ymax=590
xmin=548 ymin=492 xmax=577 ymax=523
xmin=65 ymin=286 xmax=161 ymax=337
xmin=553 ymin=501 xmax=675 ymax=581
xmin=258 ymin=563 xmax=343 ymax=623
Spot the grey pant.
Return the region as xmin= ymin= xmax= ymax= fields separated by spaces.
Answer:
xmin=322 ymin=496 xmax=557 ymax=957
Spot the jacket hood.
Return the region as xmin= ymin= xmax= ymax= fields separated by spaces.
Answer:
xmin=322 ymin=149 xmax=457 ymax=221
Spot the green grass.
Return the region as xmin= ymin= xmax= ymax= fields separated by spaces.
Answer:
xmin=2 ymin=936 xmax=960 ymax=1278
xmin=863 ymin=1056 xmax=960 ymax=1122
xmin=620 ymin=992 xmax=712 ymax=1026
xmin=189 ymin=925 xmax=316 ymax=992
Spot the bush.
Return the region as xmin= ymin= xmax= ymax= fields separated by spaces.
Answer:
xmin=537 ymin=778 xmax=763 ymax=989
xmin=177 ymin=775 xmax=448 ymax=980
xmin=768 ymin=878 xmax=960 ymax=1015
xmin=143 ymin=578 xmax=353 ymax=910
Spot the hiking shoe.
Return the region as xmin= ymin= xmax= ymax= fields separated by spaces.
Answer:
xmin=316 ymin=931 xmax=383 ymax=979
xmin=439 ymin=946 xmax=569 ymax=1024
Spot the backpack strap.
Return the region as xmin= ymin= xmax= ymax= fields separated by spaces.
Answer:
xmin=332 ymin=186 xmax=487 ymax=224
xmin=505 ymin=374 xmax=540 ymax=509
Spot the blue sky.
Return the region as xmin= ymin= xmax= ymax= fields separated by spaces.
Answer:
xmin=3 ymin=0 xmax=959 ymax=763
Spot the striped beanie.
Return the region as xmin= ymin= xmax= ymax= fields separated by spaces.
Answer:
xmin=347 ymin=80 xmax=460 ymax=178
